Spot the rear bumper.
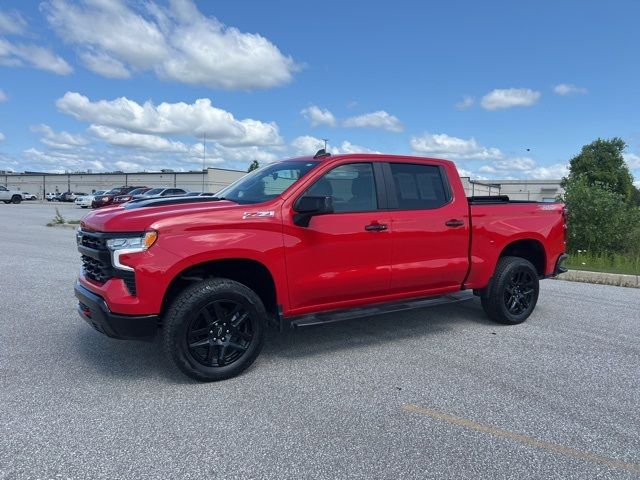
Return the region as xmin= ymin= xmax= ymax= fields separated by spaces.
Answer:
xmin=75 ymin=282 xmax=158 ymax=339
xmin=551 ymin=253 xmax=569 ymax=277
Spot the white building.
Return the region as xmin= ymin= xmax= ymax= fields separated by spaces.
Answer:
xmin=1 ymin=167 xmax=245 ymax=198
xmin=460 ymin=178 xmax=563 ymax=202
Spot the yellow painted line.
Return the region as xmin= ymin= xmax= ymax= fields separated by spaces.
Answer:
xmin=403 ymin=404 xmax=640 ymax=475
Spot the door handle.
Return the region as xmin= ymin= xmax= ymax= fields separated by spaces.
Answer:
xmin=445 ymin=219 xmax=464 ymax=227
xmin=365 ymin=223 xmax=388 ymax=231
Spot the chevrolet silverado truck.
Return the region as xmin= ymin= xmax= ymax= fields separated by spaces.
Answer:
xmin=75 ymin=152 xmax=568 ymax=381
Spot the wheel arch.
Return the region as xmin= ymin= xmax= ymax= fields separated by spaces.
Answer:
xmin=499 ymin=238 xmax=546 ymax=277
xmin=162 ymin=258 xmax=278 ymax=318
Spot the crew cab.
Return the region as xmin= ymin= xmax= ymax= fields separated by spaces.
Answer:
xmin=75 ymin=153 xmax=567 ymax=381
xmin=0 ymin=185 xmax=23 ymax=204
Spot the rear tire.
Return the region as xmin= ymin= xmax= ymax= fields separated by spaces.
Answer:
xmin=162 ymin=278 xmax=266 ymax=381
xmin=11 ymin=195 xmax=21 ymax=204
xmin=480 ymin=256 xmax=539 ymax=325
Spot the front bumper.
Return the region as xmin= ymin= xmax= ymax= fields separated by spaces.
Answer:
xmin=75 ymin=282 xmax=158 ymax=339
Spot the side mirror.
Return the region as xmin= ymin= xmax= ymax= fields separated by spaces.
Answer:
xmin=293 ymin=195 xmax=333 ymax=227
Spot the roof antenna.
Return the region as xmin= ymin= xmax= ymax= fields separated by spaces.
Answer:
xmin=314 ymin=138 xmax=331 ymax=159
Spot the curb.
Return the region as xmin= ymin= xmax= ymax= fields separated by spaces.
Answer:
xmin=554 ymin=270 xmax=639 ymax=289
xmin=46 ymin=223 xmax=80 ymax=229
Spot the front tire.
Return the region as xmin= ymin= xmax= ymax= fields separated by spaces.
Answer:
xmin=11 ymin=195 xmax=21 ymax=204
xmin=162 ymin=278 xmax=266 ymax=381
xmin=480 ymin=256 xmax=539 ymax=325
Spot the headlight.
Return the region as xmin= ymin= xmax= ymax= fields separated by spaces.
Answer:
xmin=106 ymin=231 xmax=158 ymax=271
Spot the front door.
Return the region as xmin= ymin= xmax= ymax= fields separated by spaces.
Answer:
xmin=283 ymin=162 xmax=392 ymax=313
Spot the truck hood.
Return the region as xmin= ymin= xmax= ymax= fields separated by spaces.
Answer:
xmin=81 ymin=197 xmax=243 ymax=232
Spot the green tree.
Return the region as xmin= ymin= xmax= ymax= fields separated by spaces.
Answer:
xmin=563 ymin=178 xmax=636 ymax=254
xmin=247 ymin=160 xmax=260 ymax=172
xmin=561 ymin=137 xmax=635 ymax=203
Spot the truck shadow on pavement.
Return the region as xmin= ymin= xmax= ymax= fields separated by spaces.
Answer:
xmin=261 ymin=300 xmax=497 ymax=360
xmin=73 ymin=299 xmax=500 ymax=382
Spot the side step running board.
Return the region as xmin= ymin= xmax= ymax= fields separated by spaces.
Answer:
xmin=283 ymin=291 xmax=474 ymax=329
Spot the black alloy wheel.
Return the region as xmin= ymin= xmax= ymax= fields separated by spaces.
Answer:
xmin=481 ymin=256 xmax=540 ymax=325
xmin=186 ymin=300 xmax=254 ymax=368
xmin=163 ymin=278 xmax=266 ymax=381
xmin=504 ymin=269 xmax=535 ymax=315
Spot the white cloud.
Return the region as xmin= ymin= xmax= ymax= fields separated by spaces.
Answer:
xmin=301 ymin=105 xmax=336 ymax=127
xmin=553 ymin=83 xmax=588 ymax=96
xmin=290 ymin=135 xmax=325 ymax=156
xmin=31 ymin=124 xmax=89 ymax=149
xmin=332 ymin=141 xmax=378 ymax=154
xmin=56 ymin=92 xmax=283 ymax=147
xmin=289 ymin=135 xmax=376 ymax=156
xmin=528 ymin=163 xmax=569 ymax=179
xmin=88 ymin=125 xmax=191 ymax=153
xmin=79 ymin=50 xmax=130 ymax=79
xmin=455 ymin=95 xmax=475 ymax=110
xmin=479 ymin=157 xmax=537 ymax=172
xmin=411 ymin=132 xmax=503 ymax=160
xmin=0 ymin=89 xmax=7 ymax=102
xmin=480 ymin=88 xmax=540 ymax=110
xmin=342 ymin=111 xmax=403 ymax=132
xmin=0 ymin=38 xmax=72 ymax=75
xmin=0 ymin=132 xmax=5 ymax=141
xmin=476 ymin=160 xmax=567 ymax=179
xmin=43 ymin=0 xmax=298 ymax=89
xmin=0 ymin=9 xmax=27 ymax=35
xmin=623 ymin=153 xmax=640 ymax=169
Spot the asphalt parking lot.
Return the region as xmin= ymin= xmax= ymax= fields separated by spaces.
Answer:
xmin=1 ymin=202 xmax=639 ymax=480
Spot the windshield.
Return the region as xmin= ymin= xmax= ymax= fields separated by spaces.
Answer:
xmin=94 ymin=191 xmax=106 ymax=195
xmin=127 ymin=188 xmax=147 ymax=195
xmin=105 ymin=188 xmax=121 ymax=195
xmin=217 ymin=160 xmax=319 ymax=204
xmin=144 ymin=188 xmax=164 ymax=196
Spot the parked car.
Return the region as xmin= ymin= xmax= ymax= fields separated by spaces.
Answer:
xmin=92 ymin=186 xmax=147 ymax=208
xmin=132 ymin=187 xmax=188 ymax=199
xmin=56 ymin=191 xmax=87 ymax=202
xmin=75 ymin=190 xmax=107 ymax=208
xmin=112 ymin=187 xmax=152 ymax=205
xmin=21 ymin=192 xmax=37 ymax=200
xmin=0 ymin=185 xmax=23 ymax=204
xmin=45 ymin=192 xmax=58 ymax=201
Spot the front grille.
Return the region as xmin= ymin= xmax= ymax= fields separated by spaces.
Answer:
xmin=81 ymin=234 xmax=105 ymax=250
xmin=78 ymin=230 xmax=137 ymax=296
xmin=82 ymin=254 xmax=111 ymax=283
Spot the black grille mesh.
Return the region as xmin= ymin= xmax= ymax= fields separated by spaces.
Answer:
xmin=79 ymin=231 xmax=137 ymax=296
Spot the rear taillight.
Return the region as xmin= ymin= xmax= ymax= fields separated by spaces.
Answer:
xmin=562 ymin=206 xmax=568 ymax=244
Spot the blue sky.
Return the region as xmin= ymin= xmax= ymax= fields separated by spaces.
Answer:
xmin=0 ymin=0 xmax=639 ymax=183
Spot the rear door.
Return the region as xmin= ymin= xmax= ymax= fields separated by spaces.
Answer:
xmin=385 ymin=162 xmax=470 ymax=294
xmin=283 ymin=161 xmax=393 ymax=312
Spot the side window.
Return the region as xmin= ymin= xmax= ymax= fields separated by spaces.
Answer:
xmin=390 ymin=163 xmax=449 ymax=210
xmin=306 ymin=163 xmax=378 ymax=213
xmin=0 ymin=186 xmax=7 ymax=191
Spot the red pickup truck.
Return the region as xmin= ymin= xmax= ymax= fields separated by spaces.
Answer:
xmin=75 ymin=152 xmax=567 ymax=381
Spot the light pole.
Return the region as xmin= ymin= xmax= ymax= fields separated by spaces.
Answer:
xmin=202 ymin=133 xmax=206 ymax=192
